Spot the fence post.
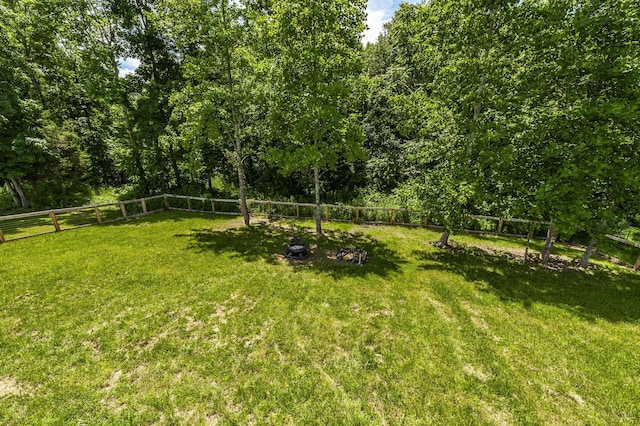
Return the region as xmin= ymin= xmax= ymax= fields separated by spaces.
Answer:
xmin=211 ymin=199 xmax=216 ymax=213
xmin=163 ymin=194 xmax=170 ymax=210
xmin=528 ymin=221 xmax=536 ymax=239
xmin=497 ymin=218 xmax=504 ymax=234
xmin=187 ymin=196 xmax=192 ymax=212
xmin=635 ymin=254 xmax=640 ymax=271
xmin=390 ymin=209 xmax=395 ymax=225
xmin=423 ymin=217 xmax=428 ymax=228
xmin=50 ymin=211 xmax=61 ymax=232
xmin=120 ymin=202 xmax=128 ymax=219
xmin=268 ymin=202 xmax=272 ymax=217
xmin=141 ymin=198 xmax=148 ymax=215
xmin=355 ymin=208 xmax=360 ymax=224
xmin=94 ymin=207 xmax=102 ymax=224
xmin=296 ymin=204 xmax=300 ymax=219
xmin=326 ymin=206 xmax=330 ymax=222
xmin=0 ymin=227 xmax=5 ymax=243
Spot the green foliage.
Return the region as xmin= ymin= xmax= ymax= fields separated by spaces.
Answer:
xmin=0 ymin=3 xmax=44 ymax=182
xmin=264 ymin=0 xmax=367 ymax=231
xmin=360 ymin=0 xmax=639 ymax=252
xmin=0 ymin=0 xmax=637 ymax=249
xmin=504 ymin=0 xmax=640 ymax=240
xmin=266 ymin=0 xmax=367 ymax=175
xmin=0 ymin=186 xmax=17 ymax=213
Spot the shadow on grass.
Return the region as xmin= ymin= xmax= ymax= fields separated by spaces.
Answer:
xmin=414 ymin=245 xmax=640 ymax=323
xmin=0 ymin=215 xmax=55 ymax=237
xmin=103 ymin=210 xmax=239 ymax=227
xmin=177 ymin=222 xmax=405 ymax=279
xmin=596 ymin=238 xmax=640 ymax=267
xmin=1 ymin=210 xmax=238 ymax=239
xmin=454 ymin=232 xmax=585 ymax=258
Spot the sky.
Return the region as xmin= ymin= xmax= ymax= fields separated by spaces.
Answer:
xmin=363 ymin=0 xmax=422 ymax=45
xmin=119 ymin=1 xmax=420 ymax=76
xmin=118 ymin=57 xmax=140 ymax=78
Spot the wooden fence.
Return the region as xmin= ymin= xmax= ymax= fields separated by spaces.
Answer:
xmin=164 ymin=194 xmax=552 ymax=237
xmin=1 ymin=193 xmax=638 ymax=270
xmin=0 ymin=195 xmax=166 ymax=243
xmin=605 ymin=234 xmax=640 ymax=270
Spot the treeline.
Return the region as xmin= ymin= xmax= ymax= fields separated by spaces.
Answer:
xmin=368 ymin=0 xmax=640 ymax=264
xmin=1 ymin=0 xmax=367 ymax=233
xmin=1 ymin=0 xmax=639 ymax=262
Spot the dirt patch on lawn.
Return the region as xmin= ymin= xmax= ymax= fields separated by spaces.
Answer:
xmin=433 ymin=240 xmax=600 ymax=272
xmin=0 ymin=376 xmax=26 ymax=398
xmin=101 ymin=370 xmax=122 ymax=392
xmin=463 ymin=364 xmax=492 ymax=382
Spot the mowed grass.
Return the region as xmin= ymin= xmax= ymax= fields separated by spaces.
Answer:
xmin=1 ymin=211 xmax=639 ymax=425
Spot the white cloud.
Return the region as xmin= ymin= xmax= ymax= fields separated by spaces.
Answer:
xmin=363 ymin=9 xmax=390 ymax=45
xmin=363 ymin=0 xmax=422 ymax=45
xmin=118 ymin=57 xmax=140 ymax=78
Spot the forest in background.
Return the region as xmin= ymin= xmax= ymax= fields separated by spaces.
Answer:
xmin=1 ymin=0 xmax=639 ymax=251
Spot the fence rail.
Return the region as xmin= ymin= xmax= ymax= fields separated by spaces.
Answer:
xmin=0 ymin=195 xmax=166 ymax=243
xmin=604 ymin=234 xmax=640 ymax=270
xmin=605 ymin=234 xmax=640 ymax=250
xmin=0 ymin=194 xmax=638 ymax=270
xmin=161 ymin=194 xmax=553 ymax=239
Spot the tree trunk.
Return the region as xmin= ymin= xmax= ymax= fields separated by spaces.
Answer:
xmin=132 ymin=148 xmax=148 ymax=194
xmin=439 ymin=229 xmax=450 ymax=246
xmin=9 ymin=178 xmax=30 ymax=208
xmin=235 ymin=119 xmax=250 ymax=227
xmin=579 ymin=237 xmax=597 ymax=268
xmin=28 ymin=177 xmax=40 ymax=203
xmin=122 ymin=102 xmax=148 ymax=193
xmin=139 ymin=13 xmax=159 ymax=82
xmin=4 ymin=180 xmax=20 ymax=206
xmin=524 ymin=232 xmax=531 ymax=263
xmin=168 ymin=141 xmax=182 ymax=189
xmin=313 ymin=165 xmax=323 ymax=235
xmin=541 ymin=223 xmax=556 ymax=265
xmin=236 ymin=162 xmax=250 ymax=226
xmin=579 ymin=221 xmax=604 ymax=268
xmin=221 ymin=2 xmax=248 ymax=227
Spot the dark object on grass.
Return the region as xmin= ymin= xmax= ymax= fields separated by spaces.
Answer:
xmin=285 ymin=239 xmax=310 ymax=259
xmin=336 ymin=248 xmax=368 ymax=266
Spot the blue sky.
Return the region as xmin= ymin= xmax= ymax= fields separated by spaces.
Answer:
xmin=363 ymin=0 xmax=422 ymax=44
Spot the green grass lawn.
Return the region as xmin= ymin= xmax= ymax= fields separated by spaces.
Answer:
xmin=1 ymin=211 xmax=639 ymax=425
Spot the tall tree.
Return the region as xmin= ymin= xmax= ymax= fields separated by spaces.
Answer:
xmin=483 ymin=0 xmax=640 ymax=265
xmin=0 ymin=0 xmax=64 ymax=208
xmin=2 ymin=0 xmax=128 ymax=208
xmin=164 ymin=0 xmax=268 ymax=225
xmin=361 ymin=39 xmax=418 ymax=194
xmin=543 ymin=0 xmax=639 ymax=266
xmin=268 ymin=0 xmax=367 ymax=234
xmin=109 ymin=0 xmax=184 ymax=192
xmin=390 ymin=1 xmax=520 ymax=245
xmin=0 ymin=3 xmax=34 ymax=207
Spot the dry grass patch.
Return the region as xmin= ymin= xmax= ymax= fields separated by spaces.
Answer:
xmin=0 ymin=377 xmax=26 ymax=398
